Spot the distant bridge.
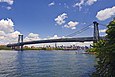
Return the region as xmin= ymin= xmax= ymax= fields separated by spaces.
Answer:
xmin=7 ymin=37 xmax=105 ymax=49
xmin=7 ymin=21 xmax=107 ymax=50
xmin=7 ymin=37 xmax=101 ymax=47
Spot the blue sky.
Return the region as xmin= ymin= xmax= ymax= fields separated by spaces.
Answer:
xmin=0 ymin=0 xmax=115 ymax=44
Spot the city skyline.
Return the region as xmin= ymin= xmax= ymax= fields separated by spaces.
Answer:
xmin=0 ymin=0 xmax=115 ymax=45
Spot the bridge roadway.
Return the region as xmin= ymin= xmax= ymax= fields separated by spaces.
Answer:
xmin=7 ymin=37 xmax=104 ymax=47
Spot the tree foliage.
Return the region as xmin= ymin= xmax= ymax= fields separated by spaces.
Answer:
xmin=91 ymin=19 xmax=115 ymax=77
xmin=0 ymin=45 xmax=11 ymax=50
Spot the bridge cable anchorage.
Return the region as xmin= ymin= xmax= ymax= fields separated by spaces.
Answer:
xmin=66 ymin=24 xmax=93 ymax=37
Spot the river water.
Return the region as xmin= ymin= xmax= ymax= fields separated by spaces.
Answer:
xmin=0 ymin=50 xmax=96 ymax=77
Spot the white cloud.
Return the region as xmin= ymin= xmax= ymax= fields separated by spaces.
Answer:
xmin=0 ymin=19 xmax=41 ymax=44
xmin=6 ymin=6 xmax=12 ymax=10
xmin=96 ymin=6 xmax=115 ymax=21
xmin=24 ymin=33 xmax=40 ymax=41
xmin=54 ymin=13 xmax=79 ymax=29
xmin=0 ymin=18 xmax=21 ymax=44
xmin=0 ymin=18 xmax=14 ymax=33
xmin=64 ymin=21 xmax=79 ymax=29
xmin=73 ymin=0 xmax=98 ymax=10
xmin=8 ymin=31 xmax=21 ymax=39
xmin=48 ymin=35 xmax=61 ymax=39
xmin=99 ymin=29 xmax=107 ymax=33
xmin=0 ymin=0 xmax=14 ymax=10
xmin=0 ymin=0 xmax=14 ymax=5
xmin=55 ymin=13 xmax=68 ymax=25
xmin=0 ymin=31 xmax=21 ymax=44
xmin=6 ymin=31 xmax=21 ymax=43
xmin=73 ymin=0 xmax=85 ymax=10
xmin=0 ymin=31 xmax=5 ymax=36
xmin=71 ymin=27 xmax=76 ymax=30
xmin=28 ymin=33 xmax=39 ymax=38
xmin=48 ymin=1 xmax=55 ymax=6
xmin=1 ymin=6 xmax=12 ymax=10
xmin=86 ymin=0 xmax=97 ymax=5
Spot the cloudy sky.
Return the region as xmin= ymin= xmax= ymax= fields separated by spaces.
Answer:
xmin=0 ymin=0 xmax=115 ymax=45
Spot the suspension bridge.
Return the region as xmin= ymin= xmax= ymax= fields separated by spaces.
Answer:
xmin=7 ymin=21 xmax=107 ymax=50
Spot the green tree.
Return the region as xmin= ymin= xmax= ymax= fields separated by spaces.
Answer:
xmin=105 ymin=18 xmax=115 ymax=76
xmin=92 ymin=18 xmax=115 ymax=77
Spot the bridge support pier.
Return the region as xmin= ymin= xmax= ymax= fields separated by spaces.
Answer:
xmin=11 ymin=46 xmax=16 ymax=50
xmin=18 ymin=35 xmax=23 ymax=51
xmin=20 ymin=45 xmax=23 ymax=51
xmin=93 ymin=21 xmax=100 ymax=43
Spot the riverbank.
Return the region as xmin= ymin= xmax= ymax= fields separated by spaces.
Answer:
xmin=85 ymin=52 xmax=97 ymax=54
xmin=0 ymin=45 xmax=90 ymax=51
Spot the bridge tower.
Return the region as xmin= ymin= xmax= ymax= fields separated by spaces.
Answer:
xmin=18 ymin=35 xmax=23 ymax=51
xmin=93 ymin=21 xmax=100 ymax=43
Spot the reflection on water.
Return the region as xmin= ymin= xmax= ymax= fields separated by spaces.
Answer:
xmin=0 ymin=50 xmax=96 ymax=77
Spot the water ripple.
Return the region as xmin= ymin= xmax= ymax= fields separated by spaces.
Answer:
xmin=0 ymin=50 xmax=96 ymax=77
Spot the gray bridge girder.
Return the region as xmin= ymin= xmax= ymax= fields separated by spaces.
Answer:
xmin=7 ymin=37 xmax=105 ymax=47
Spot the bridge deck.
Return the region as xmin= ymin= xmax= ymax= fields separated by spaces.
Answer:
xmin=7 ymin=37 xmax=105 ymax=47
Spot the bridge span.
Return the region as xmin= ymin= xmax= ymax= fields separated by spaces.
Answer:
xmin=7 ymin=37 xmax=105 ymax=47
xmin=6 ymin=21 xmax=106 ymax=50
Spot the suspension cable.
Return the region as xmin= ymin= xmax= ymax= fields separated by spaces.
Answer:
xmin=66 ymin=24 xmax=93 ymax=37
